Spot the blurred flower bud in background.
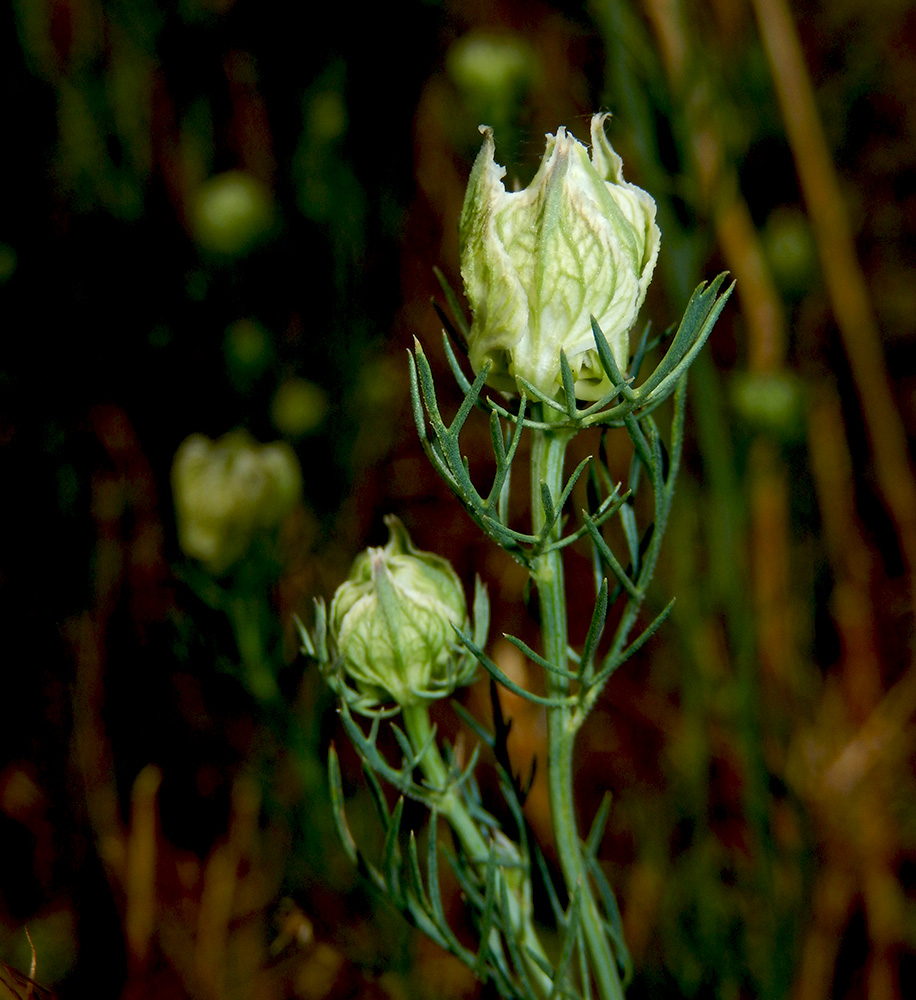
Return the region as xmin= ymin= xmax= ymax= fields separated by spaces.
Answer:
xmin=459 ymin=114 xmax=660 ymax=401
xmin=223 ymin=318 xmax=276 ymax=393
xmin=329 ymin=516 xmax=474 ymax=712
xmin=729 ymin=371 xmax=807 ymax=442
xmin=172 ymin=430 xmax=301 ymax=575
xmin=761 ymin=206 xmax=819 ymax=302
xmin=189 ymin=170 xmax=274 ymax=257
xmin=271 ymin=377 xmax=329 ymax=439
xmin=446 ymin=32 xmax=538 ymax=147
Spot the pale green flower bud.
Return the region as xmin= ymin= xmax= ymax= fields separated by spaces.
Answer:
xmin=329 ymin=516 xmax=474 ymax=710
xmin=190 ymin=171 xmax=274 ymax=257
xmin=447 ymin=32 xmax=538 ymax=108
xmin=459 ymin=114 xmax=660 ymax=401
xmin=172 ymin=430 xmax=302 ymax=576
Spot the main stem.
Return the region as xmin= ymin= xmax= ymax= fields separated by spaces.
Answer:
xmin=531 ymin=407 xmax=626 ymax=1000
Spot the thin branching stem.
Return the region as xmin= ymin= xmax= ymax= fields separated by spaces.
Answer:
xmin=532 ymin=405 xmax=626 ymax=1000
xmin=400 ymin=703 xmax=554 ymax=997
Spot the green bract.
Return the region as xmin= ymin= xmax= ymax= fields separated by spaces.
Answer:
xmin=459 ymin=113 xmax=660 ymax=401
xmin=329 ymin=516 xmax=474 ymax=711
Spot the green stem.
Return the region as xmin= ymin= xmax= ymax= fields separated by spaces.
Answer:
xmin=401 ymin=702 xmax=553 ymax=998
xmin=229 ymin=593 xmax=279 ymax=703
xmin=531 ymin=406 xmax=626 ymax=1000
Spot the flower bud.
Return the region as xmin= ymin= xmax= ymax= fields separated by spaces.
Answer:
xmin=172 ymin=430 xmax=302 ymax=575
xmin=459 ymin=114 xmax=660 ymax=401
xmin=329 ymin=516 xmax=474 ymax=710
xmin=190 ymin=171 xmax=274 ymax=257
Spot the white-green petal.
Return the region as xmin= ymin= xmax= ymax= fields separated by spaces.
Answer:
xmin=459 ymin=114 xmax=660 ymax=402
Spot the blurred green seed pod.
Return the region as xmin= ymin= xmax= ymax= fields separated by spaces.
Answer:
xmin=729 ymin=370 xmax=807 ymax=441
xmin=329 ymin=516 xmax=474 ymax=711
xmin=171 ymin=430 xmax=302 ymax=575
xmin=189 ymin=170 xmax=274 ymax=257
xmin=223 ymin=318 xmax=275 ymax=391
xmin=761 ymin=206 xmax=819 ymax=301
xmin=446 ymin=32 xmax=538 ymax=142
xmin=271 ymin=377 xmax=329 ymax=438
xmin=447 ymin=33 xmax=537 ymax=103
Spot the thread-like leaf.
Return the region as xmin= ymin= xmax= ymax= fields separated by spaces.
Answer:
xmin=532 ymin=841 xmax=564 ymax=926
xmin=362 ymin=761 xmax=391 ymax=828
xmin=442 ymin=845 xmax=486 ymax=910
xmin=619 ymin=501 xmax=640 ymax=575
xmin=433 ymin=265 xmax=471 ymax=341
xmin=449 ymin=363 xmax=490 ymax=441
xmin=585 ymin=792 xmax=613 ymax=859
xmin=540 ymin=480 xmax=556 ymax=531
xmin=472 ymin=576 xmax=490 ymax=651
xmin=427 ymin=813 xmax=476 ymax=961
xmin=516 ymin=374 xmax=568 ymax=413
xmin=311 ymin=599 xmax=329 ymax=663
xmin=624 ymin=414 xmax=653 ymax=474
xmin=452 ymin=700 xmax=495 ymax=749
xmin=489 ymin=409 xmax=507 ymax=463
xmin=579 ymin=580 xmax=609 ymax=679
xmin=590 ymin=316 xmax=638 ymax=401
xmin=502 ymin=632 xmax=579 ymax=682
xmin=628 ymin=320 xmax=653 ymax=382
xmin=327 ymin=745 xmax=358 ymax=866
xmin=559 ymin=350 xmax=579 ymax=419
xmin=557 ymin=455 xmax=591 ymax=518
xmin=294 ymin=614 xmax=315 ymax=658
xmin=457 ymin=628 xmax=572 ymax=707
xmin=665 ymin=373 xmax=689 ymax=494
xmin=406 ymin=832 xmax=430 ymax=909
xmin=498 ymin=877 xmax=538 ymax=999
xmin=474 ymin=840 xmax=501 ymax=979
xmin=442 ymin=330 xmax=474 ymax=394
xmin=593 ymin=598 xmax=675 ymax=691
xmin=382 ymin=797 xmax=405 ymax=896
xmin=585 ymin=854 xmax=633 ymax=986
xmin=583 ymin=515 xmax=640 ymax=600
xmin=635 ymin=274 xmax=733 ymax=400
xmin=636 ymin=277 xmax=724 ymax=393
xmin=548 ymin=886 xmax=582 ymax=1000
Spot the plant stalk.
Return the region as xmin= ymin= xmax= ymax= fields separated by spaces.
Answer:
xmin=531 ymin=406 xmax=626 ymax=1000
xmin=401 ymin=702 xmax=553 ymax=998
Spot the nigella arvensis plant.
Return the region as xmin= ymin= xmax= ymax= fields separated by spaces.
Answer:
xmin=301 ymin=114 xmax=733 ymax=1000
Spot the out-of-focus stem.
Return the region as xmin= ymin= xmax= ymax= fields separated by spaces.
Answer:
xmin=229 ymin=594 xmax=279 ymax=703
xmin=751 ymin=0 xmax=916 ymax=612
xmin=640 ymin=0 xmax=796 ymax=696
xmin=531 ymin=406 xmax=626 ymax=1000
xmin=641 ymin=0 xmax=787 ymax=375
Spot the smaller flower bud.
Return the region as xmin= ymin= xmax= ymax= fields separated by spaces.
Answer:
xmin=172 ymin=430 xmax=301 ymax=576
xmin=329 ymin=516 xmax=474 ymax=711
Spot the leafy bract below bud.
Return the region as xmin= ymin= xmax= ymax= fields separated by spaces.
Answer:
xmin=330 ymin=516 xmax=474 ymax=711
xmin=459 ymin=113 xmax=660 ymax=401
